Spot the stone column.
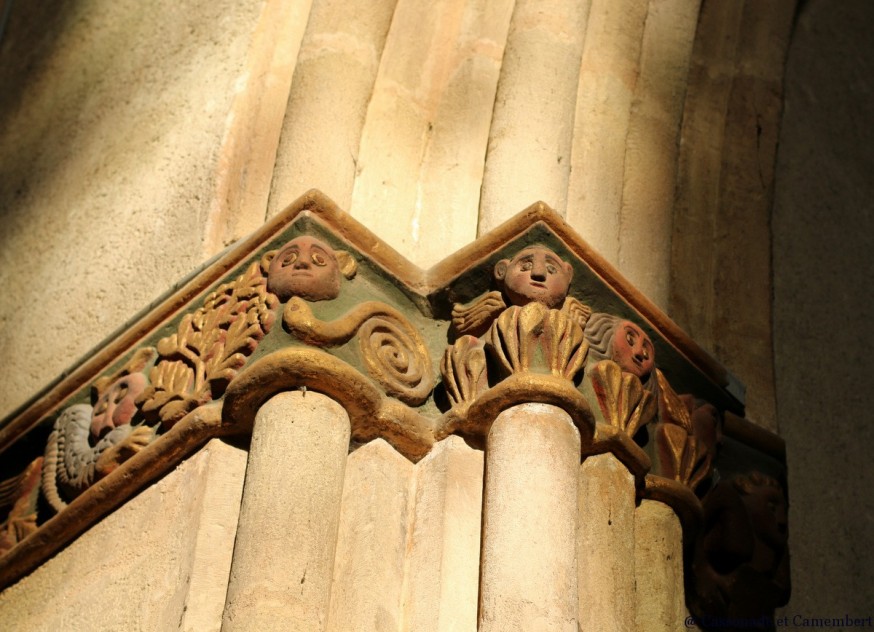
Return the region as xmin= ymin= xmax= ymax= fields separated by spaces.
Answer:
xmin=478 ymin=403 xmax=581 ymax=632
xmin=577 ymin=453 xmax=637 ymax=631
xmin=634 ymin=499 xmax=686 ymax=632
xmin=222 ymin=391 xmax=351 ymax=632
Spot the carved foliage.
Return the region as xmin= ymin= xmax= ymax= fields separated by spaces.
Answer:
xmin=441 ymin=336 xmax=488 ymax=410
xmin=589 ymin=360 xmax=657 ymax=438
xmin=486 ymin=302 xmax=588 ymax=380
xmin=653 ymin=369 xmax=718 ymax=491
xmin=0 ymin=458 xmax=43 ymax=554
xmin=140 ymin=261 xmax=278 ymax=426
xmin=283 ymin=297 xmax=433 ymax=405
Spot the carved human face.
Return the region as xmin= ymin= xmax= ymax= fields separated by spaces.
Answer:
xmin=611 ymin=321 xmax=655 ymax=379
xmin=90 ymin=372 xmax=148 ymax=438
xmin=267 ymin=236 xmax=341 ymax=302
xmin=742 ymin=482 xmax=788 ymax=551
xmin=495 ymin=246 xmax=573 ymax=309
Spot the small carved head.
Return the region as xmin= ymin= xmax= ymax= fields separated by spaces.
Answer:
xmin=734 ymin=473 xmax=788 ymax=552
xmin=266 ymin=236 xmax=357 ymax=302
xmin=90 ymin=372 xmax=148 ymax=438
xmin=585 ymin=314 xmax=656 ymax=380
xmin=494 ymin=245 xmax=573 ymax=309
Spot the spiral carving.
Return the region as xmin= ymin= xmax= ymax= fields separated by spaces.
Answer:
xmin=284 ymin=297 xmax=433 ymax=405
xmin=359 ymin=316 xmax=432 ymax=405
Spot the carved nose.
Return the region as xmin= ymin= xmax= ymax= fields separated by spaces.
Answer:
xmin=294 ymin=258 xmax=311 ymax=269
xmin=531 ymin=261 xmax=547 ymax=281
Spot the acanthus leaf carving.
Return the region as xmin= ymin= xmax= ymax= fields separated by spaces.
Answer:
xmin=441 ymin=335 xmax=488 ymax=412
xmin=0 ymin=458 xmax=43 ymax=554
xmin=139 ymin=261 xmax=278 ymax=427
xmin=589 ymin=359 xmax=657 ymax=438
xmin=485 ymin=302 xmax=588 ymax=380
xmin=652 ymin=369 xmax=719 ymax=491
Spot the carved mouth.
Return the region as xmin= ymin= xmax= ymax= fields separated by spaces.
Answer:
xmin=529 ymin=281 xmax=547 ymax=289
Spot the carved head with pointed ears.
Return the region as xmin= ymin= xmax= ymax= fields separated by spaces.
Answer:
xmin=266 ymin=236 xmax=357 ymax=302
xmin=494 ymin=245 xmax=574 ymax=309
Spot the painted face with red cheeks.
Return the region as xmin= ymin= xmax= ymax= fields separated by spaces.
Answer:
xmin=496 ymin=246 xmax=573 ymax=309
xmin=611 ymin=321 xmax=655 ymax=379
xmin=90 ymin=373 xmax=148 ymax=438
xmin=267 ymin=236 xmax=341 ymax=302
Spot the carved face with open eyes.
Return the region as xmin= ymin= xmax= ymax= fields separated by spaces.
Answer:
xmin=90 ymin=372 xmax=148 ymax=438
xmin=267 ymin=236 xmax=343 ymax=302
xmin=611 ymin=321 xmax=655 ymax=379
xmin=494 ymin=246 xmax=574 ymax=309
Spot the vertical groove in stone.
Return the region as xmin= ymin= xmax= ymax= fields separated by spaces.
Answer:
xmin=616 ymin=0 xmax=701 ymax=310
xmin=401 ymin=436 xmax=484 ymax=632
xmin=633 ymin=500 xmax=685 ymax=632
xmin=266 ymin=0 xmax=399 ymax=216
xmin=325 ymin=439 xmax=414 ymax=632
xmin=202 ymin=0 xmax=315 ymax=254
xmin=670 ymin=0 xmax=745 ymax=355
xmin=222 ymin=391 xmax=351 ymax=632
xmin=671 ymin=0 xmax=796 ymax=429
xmin=576 ymin=454 xmax=636 ymax=632
xmin=479 ymin=403 xmax=580 ymax=632
xmin=349 ymin=0 xmax=514 ymax=268
xmin=477 ymin=0 xmax=592 ymax=234
xmin=566 ymin=0 xmax=649 ymax=265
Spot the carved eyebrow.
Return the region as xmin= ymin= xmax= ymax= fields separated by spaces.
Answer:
xmin=544 ymin=255 xmax=563 ymax=267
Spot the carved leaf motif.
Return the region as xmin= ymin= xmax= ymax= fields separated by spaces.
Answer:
xmin=441 ymin=336 xmax=487 ymax=408
xmin=486 ymin=302 xmax=587 ymax=380
xmin=0 ymin=457 xmax=43 ymax=554
xmin=451 ymin=291 xmax=506 ymax=337
xmin=653 ymin=369 xmax=715 ymax=488
xmin=140 ymin=261 xmax=278 ymax=426
xmin=589 ymin=360 xmax=657 ymax=437
xmin=283 ymin=297 xmax=433 ymax=405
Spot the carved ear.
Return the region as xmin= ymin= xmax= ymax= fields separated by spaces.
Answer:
xmin=494 ymin=259 xmax=509 ymax=281
xmin=335 ymin=250 xmax=358 ymax=279
xmin=563 ymin=261 xmax=574 ymax=283
xmin=260 ymin=250 xmax=278 ymax=275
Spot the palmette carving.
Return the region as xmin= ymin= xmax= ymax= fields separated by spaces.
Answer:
xmin=589 ymin=360 xmax=657 ymax=438
xmin=486 ymin=302 xmax=588 ymax=379
xmin=283 ymin=297 xmax=433 ymax=405
xmin=653 ymin=369 xmax=718 ymax=491
xmin=139 ymin=261 xmax=278 ymax=426
xmin=441 ymin=336 xmax=488 ymax=410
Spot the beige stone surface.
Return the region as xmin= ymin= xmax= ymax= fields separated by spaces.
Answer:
xmin=670 ymin=0 xmax=796 ymax=429
xmin=633 ymin=500 xmax=685 ymax=632
xmin=773 ymin=0 xmax=874 ymax=617
xmin=202 ymin=0 xmax=315 ymax=252
xmin=402 ymin=436 xmax=483 ymax=632
xmin=577 ymin=454 xmax=636 ymax=632
xmin=479 ymin=403 xmax=580 ymax=632
xmin=0 ymin=439 xmax=247 ymax=632
xmin=0 ymin=0 xmax=269 ymax=419
xmin=326 ymin=439 xmax=413 ymax=632
xmin=267 ymin=0 xmax=398 ymax=214
xmin=222 ymin=391 xmax=350 ymax=631
xmin=616 ymin=0 xmax=700 ymax=309
xmin=349 ymin=0 xmax=513 ymax=268
xmin=477 ymin=0 xmax=591 ymax=232
xmin=567 ymin=0 xmax=648 ymax=266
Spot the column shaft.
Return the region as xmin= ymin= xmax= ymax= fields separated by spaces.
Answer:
xmin=222 ymin=391 xmax=351 ymax=632
xmin=479 ymin=403 xmax=580 ymax=632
